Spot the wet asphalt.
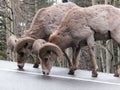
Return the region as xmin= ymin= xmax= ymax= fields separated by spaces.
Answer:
xmin=0 ymin=60 xmax=120 ymax=90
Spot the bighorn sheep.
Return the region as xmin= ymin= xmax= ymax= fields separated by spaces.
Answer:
xmin=15 ymin=2 xmax=78 ymax=70
xmin=46 ymin=5 xmax=120 ymax=77
xmin=7 ymin=35 xmax=18 ymax=61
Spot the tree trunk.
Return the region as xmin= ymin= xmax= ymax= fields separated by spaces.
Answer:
xmin=105 ymin=0 xmax=109 ymax=4
xmin=92 ymin=0 xmax=96 ymax=5
xmin=106 ymin=40 xmax=112 ymax=73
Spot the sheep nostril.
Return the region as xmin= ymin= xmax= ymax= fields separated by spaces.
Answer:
xmin=42 ymin=71 xmax=45 ymax=75
xmin=47 ymin=72 xmax=49 ymax=75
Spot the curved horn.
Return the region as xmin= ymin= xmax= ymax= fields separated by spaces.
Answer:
xmin=39 ymin=42 xmax=64 ymax=61
xmin=15 ymin=37 xmax=35 ymax=52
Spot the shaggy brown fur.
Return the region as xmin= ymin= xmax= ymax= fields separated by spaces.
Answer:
xmin=49 ymin=5 xmax=120 ymax=77
xmin=22 ymin=2 xmax=78 ymax=40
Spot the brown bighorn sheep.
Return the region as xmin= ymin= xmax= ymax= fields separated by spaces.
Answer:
xmin=47 ymin=5 xmax=120 ymax=77
xmin=7 ymin=35 xmax=18 ymax=61
xmin=15 ymin=2 xmax=78 ymax=70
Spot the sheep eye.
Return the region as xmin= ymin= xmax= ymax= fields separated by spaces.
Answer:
xmin=28 ymin=46 xmax=32 ymax=49
xmin=47 ymin=50 xmax=51 ymax=54
xmin=44 ymin=58 xmax=48 ymax=62
xmin=24 ymin=43 xmax=28 ymax=48
xmin=57 ymin=33 xmax=65 ymax=37
xmin=15 ymin=40 xmax=17 ymax=42
xmin=18 ymin=52 xmax=24 ymax=57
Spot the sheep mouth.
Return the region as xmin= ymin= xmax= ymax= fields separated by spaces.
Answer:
xmin=42 ymin=71 xmax=49 ymax=75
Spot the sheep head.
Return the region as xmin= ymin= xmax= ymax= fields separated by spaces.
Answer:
xmin=39 ymin=42 xmax=63 ymax=75
xmin=15 ymin=37 xmax=35 ymax=69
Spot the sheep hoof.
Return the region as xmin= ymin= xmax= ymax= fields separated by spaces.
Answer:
xmin=114 ymin=73 xmax=119 ymax=77
xmin=92 ymin=71 xmax=98 ymax=77
xmin=68 ymin=70 xmax=75 ymax=75
xmin=17 ymin=65 xmax=24 ymax=70
xmin=33 ymin=63 xmax=39 ymax=68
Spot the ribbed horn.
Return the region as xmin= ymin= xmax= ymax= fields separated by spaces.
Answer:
xmin=39 ymin=42 xmax=64 ymax=61
xmin=15 ymin=37 xmax=35 ymax=52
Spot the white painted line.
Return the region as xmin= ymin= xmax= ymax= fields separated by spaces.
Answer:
xmin=0 ymin=68 xmax=120 ymax=86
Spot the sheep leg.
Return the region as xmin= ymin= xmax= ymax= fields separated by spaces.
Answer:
xmin=30 ymin=54 xmax=40 ymax=68
xmin=111 ymin=29 xmax=120 ymax=77
xmin=68 ymin=47 xmax=80 ymax=75
xmin=33 ymin=57 xmax=40 ymax=68
xmin=87 ymin=34 xmax=98 ymax=77
xmin=114 ymin=66 xmax=120 ymax=77
xmin=88 ymin=47 xmax=98 ymax=77
xmin=63 ymin=50 xmax=73 ymax=72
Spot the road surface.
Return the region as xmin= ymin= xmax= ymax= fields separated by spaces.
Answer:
xmin=0 ymin=60 xmax=120 ymax=90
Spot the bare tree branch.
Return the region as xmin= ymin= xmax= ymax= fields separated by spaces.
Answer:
xmin=3 ymin=0 xmax=13 ymax=15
